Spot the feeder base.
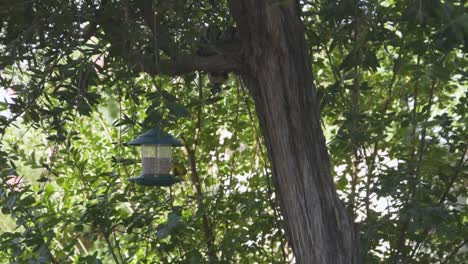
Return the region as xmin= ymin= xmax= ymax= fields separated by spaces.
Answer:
xmin=128 ymin=174 xmax=182 ymax=187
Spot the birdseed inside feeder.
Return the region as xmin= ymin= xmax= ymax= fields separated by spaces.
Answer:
xmin=127 ymin=128 xmax=183 ymax=187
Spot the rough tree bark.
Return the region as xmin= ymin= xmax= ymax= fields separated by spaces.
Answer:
xmin=229 ymin=1 xmax=360 ymax=263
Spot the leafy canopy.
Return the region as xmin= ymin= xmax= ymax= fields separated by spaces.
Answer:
xmin=0 ymin=0 xmax=467 ymax=263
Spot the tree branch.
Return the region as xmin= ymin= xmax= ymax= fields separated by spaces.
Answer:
xmin=135 ymin=0 xmax=242 ymax=76
xmin=141 ymin=53 xmax=241 ymax=76
xmin=441 ymin=240 xmax=467 ymax=264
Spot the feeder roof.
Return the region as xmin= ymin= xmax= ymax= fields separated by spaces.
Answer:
xmin=128 ymin=128 xmax=183 ymax=146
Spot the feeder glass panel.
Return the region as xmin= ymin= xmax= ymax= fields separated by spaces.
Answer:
xmin=141 ymin=145 xmax=172 ymax=175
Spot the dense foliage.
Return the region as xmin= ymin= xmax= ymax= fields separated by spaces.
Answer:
xmin=0 ymin=0 xmax=466 ymax=263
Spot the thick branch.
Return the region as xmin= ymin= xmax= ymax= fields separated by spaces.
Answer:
xmin=141 ymin=53 xmax=241 ymax=76
xmin=134 ymin=0 xmax=242 ymax=76
xmin=135 ymin=0 xmax=242 ymax=76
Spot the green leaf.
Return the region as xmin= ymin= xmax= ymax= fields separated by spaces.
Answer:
xmin=339 ymin=52 xmax=357 ymax=71
xmin=44 ymin=184 xmax=55 ymax=194
xmin=364 ymin=51 xmax=380 ymax=71
xmin=161 ymin=90 xmax=177 ymax=102
xmin=36 ymin=177 xmax=49 ymax=183
xmin=167 ymin=102 xmax=190 ymax=117
xmin=0 ymin=102 xmax=8 ymax=111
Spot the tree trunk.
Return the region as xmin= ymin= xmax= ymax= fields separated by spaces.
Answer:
xmin=229 ymin=1 xmax=360 ymax=263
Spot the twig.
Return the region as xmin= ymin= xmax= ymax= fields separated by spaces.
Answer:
xmin=441 ymin=240 xmax=467 ymax=264
xmin=181 ymin=78 xmax=218 ymax=262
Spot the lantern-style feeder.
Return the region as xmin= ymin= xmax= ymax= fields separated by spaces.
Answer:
xmin=127 ymin=128 xmax=183 ymax=187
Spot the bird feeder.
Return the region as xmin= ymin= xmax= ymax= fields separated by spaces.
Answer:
xmin=127 ymin=128 xmax=183 ymax=186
